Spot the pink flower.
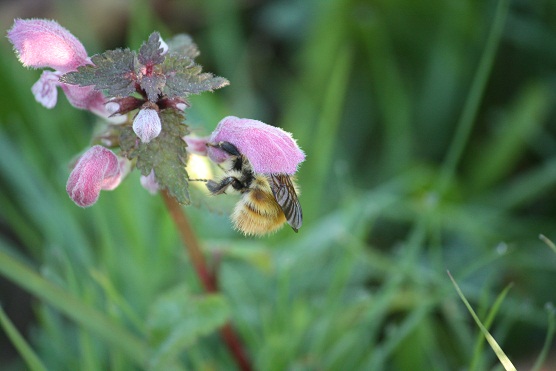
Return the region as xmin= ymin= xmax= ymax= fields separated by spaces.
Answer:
xmin=133 ymin=108 xmax=162 ymax=143
xmin=7 ymin=19 xmax=110 ymax=117
xmin=66 ymin=145 xmax=124 ymax=207
xmin=207 ymin=116 xmax=305 ymax=174
xmin=140 ymin=170 xmax=160 ymax=194
xmin=183 ymin=135 xmax=209 ymax=156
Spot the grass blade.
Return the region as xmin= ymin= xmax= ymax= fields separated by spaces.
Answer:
xmin=469 ymin=283 xmax=514 ymax=371
xmin=531 ymin=304 xmax=556 ymax=371
xmin=447 ymin=271 xmax=516 ymax=371
xmin=539 ymin=234 xmax=556 ymax=255
xmin=0 ymin=247 xmax=150 ymax=368
xmin=437 ymin=0 xmax=509 ymax=193
xmin=0 ymin=305 xmax=48 ymax=371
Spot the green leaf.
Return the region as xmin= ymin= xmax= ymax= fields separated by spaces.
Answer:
xmin=141 ymin=74 xmax=167 ymax=102
xmin=162 ymin=55 xmax=229 ymax=98
xmin=120 ymin=109 xmax=191 ymax=204
xmin=147 ymin=285 xmax=231 ymax=369
xmin=138 ymin=32 xmax=166 ymax=66
xmin=166 ymin=34 xmax=200 ymax=60
xmin=61 ymin=48 xmax=138 ymax=98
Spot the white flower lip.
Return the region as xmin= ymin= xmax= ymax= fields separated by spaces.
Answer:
xmin=133 ymin=108 xmax=162 ymax=143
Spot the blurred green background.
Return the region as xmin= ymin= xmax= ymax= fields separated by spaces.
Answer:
xmin=1 ymin=0 xmax=556 ymax=370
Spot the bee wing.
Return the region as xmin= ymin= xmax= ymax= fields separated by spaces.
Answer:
xmin=268 ymin=174 xmax=302 ymax=232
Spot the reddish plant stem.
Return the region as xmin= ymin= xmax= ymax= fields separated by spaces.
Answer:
xmin=161 ymin=191 xmax=253 ymax=371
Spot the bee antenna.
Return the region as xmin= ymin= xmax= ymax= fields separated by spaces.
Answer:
xmin=188 ymin=178 xmax=209 ymax=182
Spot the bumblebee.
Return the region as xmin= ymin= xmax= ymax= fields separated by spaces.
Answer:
xmin=200 ymin=141 xmax=302 ymax=236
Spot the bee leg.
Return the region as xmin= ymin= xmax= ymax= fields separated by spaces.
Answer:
xmin=207 ymin=141 xmax=241 ymax=156
xmin=206 ymin=176 xmax=244 ymax=195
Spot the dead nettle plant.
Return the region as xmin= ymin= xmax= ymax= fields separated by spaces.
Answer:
xmin=7 ymin=18 xmax=305 ymax=370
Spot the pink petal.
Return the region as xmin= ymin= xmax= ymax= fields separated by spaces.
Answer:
xmin=31 ymin=71 xmax=60 ymax=108
xmin=207 ymin=116 xmax=305 ymax=174
xmin=140 ymin=170 xmax=159 ymax=195
xmin=66 ymin=146 xmax=121 ymax=207
xmin=103 ymin=157 xmax=131 ymax=190
xmin=133 ymin=109 xmax=162 ymax=143
xmin=7 ymin=19 xmax=89 ymax=73
xmin=60 ymin=84 xmax=108 ymax=116
xmin=183 ymin=135 xmax=209 ymax=156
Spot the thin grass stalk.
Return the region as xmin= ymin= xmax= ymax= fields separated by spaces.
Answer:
xmin=0 ymin=305 xmax=48 ymax=371
xmin=437 ymin=0 xmax=509 ymax=194
xmin=531 ymin=304 xmax=556 ymax=371
xmin=448 ymin=271 xmax=516 ymax=371
xmin=161 ymin=191 xmax=252 ymax=371
xmin=0 ymin=248 xmax=149 ymax=368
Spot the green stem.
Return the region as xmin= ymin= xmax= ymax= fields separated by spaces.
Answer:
xmin=161 ymin=191 xmax=252 ymax=371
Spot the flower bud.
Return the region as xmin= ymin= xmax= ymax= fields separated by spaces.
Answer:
xmin=133 ymin=108 xmax=162 ymax=143
xmin=66 ymin=145 xmax=122 ymax=207
xmin=207 ymin=116 xmax=305 ymax=174
xmin=140 ymin=170 xmax=159 ymax=195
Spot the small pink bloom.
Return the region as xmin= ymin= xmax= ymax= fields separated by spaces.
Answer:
xmin=133 ymin=108 xmax=162 ymax=143
xmin=60 ymin=84 xmax=108 ymax=116
xmin=7 ymin=19 xmax=88 ymax=73
xmin=207 ymin=116 xmax=305 ymax=174
xmin=66 ymin=145 xmax=122 ymax=207
xmin=31 ymin=71 xmax=60 ymax=108
xmin=183 ymin=135 xmax=209 ymax=156
xmin=140 ymin=170 xmax=160 ymax=195
xmin=7 ymin=19 xmax=110 ymax=117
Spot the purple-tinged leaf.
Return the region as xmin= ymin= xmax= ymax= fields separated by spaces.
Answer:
xmin=141 ymin=73 xmax=166 ymax=102
xmin=162 ymin=55 xmax=229 ymax=98
xmin=166 ymin=34 xmax=200 ymax=60
xmin=60 ymin=48 xmax=137 ymax=98
xmin=138 ymin=32 xmax=165 ymax=66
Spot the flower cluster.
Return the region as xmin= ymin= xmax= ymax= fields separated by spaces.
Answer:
xmin=7 ymin=19 xmax=112 ymax=118
xmin=8 ymin=19 xmax=305 ymax=212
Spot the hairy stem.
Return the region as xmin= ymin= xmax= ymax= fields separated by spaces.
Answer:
xmin=161 ymin=191 xmax=252 ymax=371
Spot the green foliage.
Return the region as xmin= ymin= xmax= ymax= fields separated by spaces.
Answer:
xmin=61 ymin=48 xmax=138 ymax=98
xmin=120 ymin=110 xmax=190 ymax=205
xmin=138 ymin=32 xmax=166 ymax=67
xmin=162 ymin=55 xmax=229 ymax=99
xmin=2 ymin=0 xmax=556 ymax=370
xmin=61 ymin=32 xmax=228 ymax=103
xmin=147 ymin=286 xmax=230 ymax=369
